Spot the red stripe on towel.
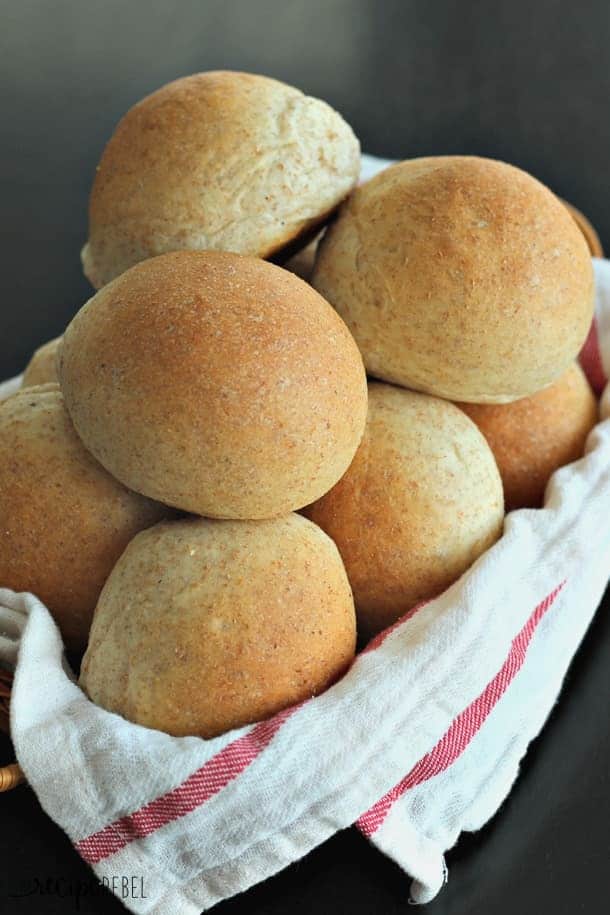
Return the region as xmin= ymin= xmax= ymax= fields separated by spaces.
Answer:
xmin=356 ymin=581 xmax=565 ymax=838
xmin=75 ymin=596 xmax=430 ymax=864
xmin=76 ymin=582 xmax=561 ymax=863
xmin=580 ymin=317 xmax=607 ymax=395
xmin=75 ymin=707 xmax=294 ymax=864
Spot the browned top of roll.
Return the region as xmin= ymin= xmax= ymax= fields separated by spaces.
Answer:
xmin=60 ymin=250 xmax=368 ymax=519
xmin=82 ymin=71 xmax=360 ymax=288
xmin=312 ymin=156 xmax=594 ymax=403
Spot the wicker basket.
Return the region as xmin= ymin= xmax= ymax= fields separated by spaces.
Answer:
xmin=0 ymin=199 xmax=603 ymax=796
xmin=0 ymin=668 xmax=23 ymax=791
xmin=562 ymin=200 xmax=604 ymax=258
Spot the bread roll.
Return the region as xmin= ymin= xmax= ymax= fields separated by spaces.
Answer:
xmin=312 ymin=156 xmax=594 ymax=403
xmin=80 ymin=514 xmax=356 ymax=738
xmin=0 ymin=385 xmax=171 ymax=652
xmin=22 ymin=336 xmax=62 ymax=387
xmin=82 ymin=71 xmax=360 ymax=288
xmin=60 ymin=250 xmax=368 ymax=519
xmin=458 ymin=363 xmax=597 ymax=510
xmin=303 ymin=382 xmax=504 ymax=639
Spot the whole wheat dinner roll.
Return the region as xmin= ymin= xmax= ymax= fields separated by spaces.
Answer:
xmin=303 ymin=382 xmax=504 ymax=639
xmin=312 ymin=156 xmax=594 ymax=403
xmin=0 ymin=385 xmax=171 ymax=652
xmin=82 ymin=70 xmax=360 ymax=288
xmin=458 ymin=362 xmax=597 ymax=511
xmin=80 ymin=514 xmax=356 ymax=738
xmin=22 ymin=336 xmax=62 ymax=387
xmin=60 ymin=250 xmax=368 ymax=519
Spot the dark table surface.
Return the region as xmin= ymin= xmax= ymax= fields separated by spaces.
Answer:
xmin=1 ymin=1 xmax=609 ymax=912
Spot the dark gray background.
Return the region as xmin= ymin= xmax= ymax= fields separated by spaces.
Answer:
xmin=2 ymin=0 xmax=610 ymax=377
xmin=1 ymin=1 xmax=609 ymax=913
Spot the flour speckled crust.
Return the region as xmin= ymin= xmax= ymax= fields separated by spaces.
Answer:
xmin=80 ymin=513 xmax=356 ymax=738
xmin=82 ymin=71 xmax=360 ymax=289
xmin=458 ymin=362 xmax=598 ymax=510
xmin=60 ymin=250 xmax=368 ymax=519
xmin=0 ymin=384 xmax=171 ymax=651
xmin=303 ymin=382 xmax=505 ymax=639
xmin=22 ymin=336 xmax=62 ymax=387
xmin=312 ymin=156 xmax=594 ymax=403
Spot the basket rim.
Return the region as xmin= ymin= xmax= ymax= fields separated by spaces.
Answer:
xmin=0 ymin=667 xmax=23 ymax=791
xmin=0 ymin=665 xmax=13 ymax=725
xmin=562 ymin=199 xmax=604 ymax=258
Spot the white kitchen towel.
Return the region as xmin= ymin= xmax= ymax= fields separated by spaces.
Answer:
xmin=1 ymin=170 xmax=610 ymax=914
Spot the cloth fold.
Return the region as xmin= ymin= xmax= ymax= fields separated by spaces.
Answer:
xmin=1 ymin=160 xmax=610 ymax=913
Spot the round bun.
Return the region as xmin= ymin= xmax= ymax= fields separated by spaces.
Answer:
xmin=303 ymin=382 xmax=504 ymax=639
xmin=60 ymin=250 xmax=368 ymax=519
xmin=80 ymin=514 xmax=356 ymax=737
xmin=458 ymin=362 xmax=597 ymax=510
xmin=22 ymin=336 xmax=62 ymax=387
xmin=312 ymin=156 xmax=594 ymax=403
xmin=0 ymin=384 xmax=171 ymax=652
xmin=82 ymin=71 xmax=360 ymax=288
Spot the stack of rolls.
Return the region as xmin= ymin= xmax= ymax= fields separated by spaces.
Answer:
xmin=307 ymin=155 xmax=597 ymax=638
xmin=2 ymin=71 xmax=599 ymax=739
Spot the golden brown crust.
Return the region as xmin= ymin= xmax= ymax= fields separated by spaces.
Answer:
xmin=22 ymin=336 xmax=62 ymax=387
xmin=80 ymin=514 xmax=356 ymax=737
xmin=303 ymin=382 xmax=504 ymax=639
xmin=60 ymin=250 xmax=368 ymax=519
xmin=458 ymin=362 xmax=598 ymax=510
xmin=0 ymin=385 xmax=172 ymax=652
xmin=83 ymin=71 xmax=360 ymax=288
xmin=312 ymin=156 xmax=594 ymax=403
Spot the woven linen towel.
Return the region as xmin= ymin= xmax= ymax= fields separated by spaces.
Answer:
xmin=1 ymin=160 xmax=610 ymax=914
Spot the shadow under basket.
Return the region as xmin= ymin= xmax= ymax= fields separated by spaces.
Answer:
xmin=0 ymin=199 xmax=604 ymax=796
